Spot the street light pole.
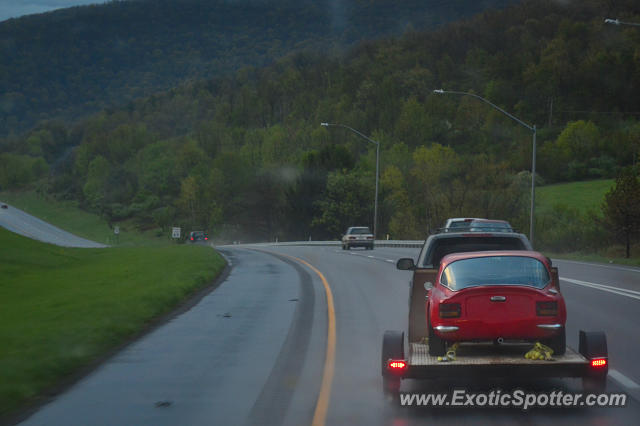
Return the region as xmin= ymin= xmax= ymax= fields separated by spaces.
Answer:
xmin=321 ymin=122 xmax=380 ymax=240
xmin=433 ymin=89 xmax=537 ymax=246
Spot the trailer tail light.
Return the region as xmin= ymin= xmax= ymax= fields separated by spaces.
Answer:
xmin=387 ymin=360 xmax=407 ymax=371
xmin=439 ymin=303 xmax=461 ymax=318
xmin=536 ymin=301 xmax=558 ymax=316
xmin=591 ymin=358 xmax=607 ymax=368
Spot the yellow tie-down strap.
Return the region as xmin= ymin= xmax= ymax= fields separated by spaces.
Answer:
xmin=524 ymin=342 xmax=555 ymax=361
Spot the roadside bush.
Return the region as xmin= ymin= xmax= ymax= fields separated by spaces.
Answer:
xmin=536 ymin=204 xmax=606 ymax=252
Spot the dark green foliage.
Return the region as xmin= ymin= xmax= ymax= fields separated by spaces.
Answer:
xmin=312 ymin=170 xmax=375 ymax=239
xmin=536 ymin=204 xmax=606 ymax=253
xmin=602 ymin=167 xmax=640 ymax=257
xmin=2 ymin=0 xmax=640 ymax=247
xmin=0 ymin=0 xmax=520 ymax=136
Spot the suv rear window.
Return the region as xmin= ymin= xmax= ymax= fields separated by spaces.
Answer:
xmin=423 ymin=236 xmax=528 ymax=267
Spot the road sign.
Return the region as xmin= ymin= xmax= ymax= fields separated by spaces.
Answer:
xmin=172 ymin=227 xmax=181 ymax=239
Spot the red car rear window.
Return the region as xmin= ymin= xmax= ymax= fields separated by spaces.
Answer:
xmin=441 ymin=256 xmax=550 ymax=290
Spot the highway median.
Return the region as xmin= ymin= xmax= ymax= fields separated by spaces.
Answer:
xmin=0 ymin=227 xmax=226 ymax=419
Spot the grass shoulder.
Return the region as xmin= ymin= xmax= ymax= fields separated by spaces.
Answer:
xmin=0 ymin=227 xmax=226 ymax=418
xmin=543 ymin=244 xmax=640 ymax=267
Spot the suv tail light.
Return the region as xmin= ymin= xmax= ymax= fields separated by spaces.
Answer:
xmin=439 ymin=303 xmax=461 ymax=318
xmin=536 ymin=301 xmax=558 ymax=316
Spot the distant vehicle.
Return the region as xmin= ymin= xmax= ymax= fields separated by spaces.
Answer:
xmin=1 ymin=204 xmax=7 ymax=209
xmin=468 ymin=219 xmax=514 ymax=232
xmin=188 ymin=231 xmax=208 ymax=242
xmin=442 ymin=217 xmax=513 ymax=233
xmin=442 ymin=217 xmax=483 ymax=232
xmin=341 ymin=226 xmax=374 ymax=250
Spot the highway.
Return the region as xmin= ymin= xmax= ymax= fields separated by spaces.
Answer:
xmin=0 ymin=202 xmax=106 ymax=248
xmin=18 ymin=243 xmax=640 ymax=425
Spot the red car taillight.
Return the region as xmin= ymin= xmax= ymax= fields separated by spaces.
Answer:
xmin=190 ymin=237 xmax=194 ymax=241
xmin=205 ymin=237 xmax=208 ymax=240
xmin=536 ymin=301 xmax=558 ymax=316
xmin=591 ymin=358 xmax=607 ymax=368
xmin=439 ymin=303 xmax=461 ymax=318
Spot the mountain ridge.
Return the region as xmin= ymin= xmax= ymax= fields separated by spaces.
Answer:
xmin=0 ymin=0 xmax=521 ymax=136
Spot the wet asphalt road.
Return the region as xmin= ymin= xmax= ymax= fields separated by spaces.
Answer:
xmin=15 ymin=243 xmax=640 ymax=425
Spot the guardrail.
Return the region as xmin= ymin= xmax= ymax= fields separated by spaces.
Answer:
xmin=222 ymin=240 xmax=424 ymax=248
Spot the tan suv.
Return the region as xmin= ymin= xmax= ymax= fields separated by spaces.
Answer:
xmin=341 ymin=226 xmax=374 ymax=250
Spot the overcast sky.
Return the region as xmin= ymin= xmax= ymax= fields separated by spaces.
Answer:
xmin=0 ymin=1 xmax=103 ymax=22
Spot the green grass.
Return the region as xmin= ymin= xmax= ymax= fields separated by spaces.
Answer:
xmin=0 ymin=190 xmax=170 ymax=246
xmin=0 ymin=227 xmax=226 ymax=416
xmin=536 ymin=179 xmax=614 ymax=215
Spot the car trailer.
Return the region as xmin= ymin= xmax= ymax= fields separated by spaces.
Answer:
xmin=382 ymin=330 xmax=608 ymax=395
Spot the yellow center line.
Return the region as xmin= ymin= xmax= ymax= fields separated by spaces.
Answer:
xmin=285 ymin=255 xmax=336 ymax=426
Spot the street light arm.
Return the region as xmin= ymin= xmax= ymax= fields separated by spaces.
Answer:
xmin=432 ymin=89 xmax=537 ymax=246
xmin=320 ymin=122 xmax=380 ymax=147
xmin=320 ymin=121 xmax=380 ymax=240
xmin=605 ymin=18 xmax=640 ymax=27
xmin=433 ymin=89 xmax=534 ymax=131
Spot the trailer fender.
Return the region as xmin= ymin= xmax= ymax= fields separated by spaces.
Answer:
xmin=579 ymin=330 xmax=608 ymax=392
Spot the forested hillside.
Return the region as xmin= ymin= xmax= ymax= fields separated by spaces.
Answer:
xmin=0 ymin=0 xmax=520 ymax=135
xmin=1 ymin=0 xmax=639 ymax=250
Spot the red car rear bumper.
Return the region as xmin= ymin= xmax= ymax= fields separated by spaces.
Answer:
xmin=432 ymin=319 xmax=564 ymax=341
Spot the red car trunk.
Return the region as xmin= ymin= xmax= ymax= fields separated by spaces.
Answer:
xmin=428 ymin=251 xmax=566 ymax=343
xmin=433 ymin=286 xmax=563 ymax=340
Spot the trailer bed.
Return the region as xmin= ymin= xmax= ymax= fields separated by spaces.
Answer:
xmin=406 ymin=342 xmax=590 ymax=379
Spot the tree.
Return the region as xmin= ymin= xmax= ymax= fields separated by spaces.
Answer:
xmin=82 ymin=156 xmax=110 ymax=210
xmin=555 ymin=120 xmax=602 ymax=180
xmin=381 ymin=165 xmax=417 ymax=239
xmin=410 ymin=143 xmax=461 ymax=231
xmin=602 ymin=167 xmax=640 ymax=258
xmin=312 ymin=170 xmax=373 ymax=239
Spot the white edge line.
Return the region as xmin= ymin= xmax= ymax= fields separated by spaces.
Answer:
xmin=561 ymin=278 xmax=640 ymax=301
xmin=561 ymin=277 xmax=640 ymax=296
xmin=609 ymin=369 xmax=640 ymax=390
xmin=553 ymin=258 xmax=640 ymax=274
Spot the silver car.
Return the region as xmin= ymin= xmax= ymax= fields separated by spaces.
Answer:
xmin=341 ymin=226 xmax=374 ymax=250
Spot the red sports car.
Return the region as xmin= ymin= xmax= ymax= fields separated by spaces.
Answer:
xmin=426 ymin=250 xmax=566 ymax=356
